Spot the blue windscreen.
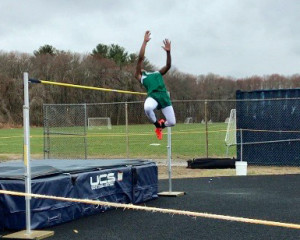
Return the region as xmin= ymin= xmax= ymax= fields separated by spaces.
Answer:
xmin=236 ymin=89 xmax=300 ymax=166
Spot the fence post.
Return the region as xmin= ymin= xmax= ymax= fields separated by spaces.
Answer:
xmin=43 ymin=104 xmax=49 ymax=159
xmin=240 ymin=128 xmax=243 ymax=162
xmin=84 ymin=103 xmax=88 ymax=159
xmin=125 ymin=102 xmax=129 ymax=158
xmin=205 ymin=100 xmax=209 ymax=158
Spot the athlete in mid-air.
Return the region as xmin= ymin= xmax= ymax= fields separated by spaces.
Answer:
xmin=135 ymin=30 xmax=176 ymax=140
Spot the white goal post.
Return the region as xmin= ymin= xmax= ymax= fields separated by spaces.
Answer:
xmin=184 ymin=117 xmax=193 ymax=124
xmin=88 ymin=117 xmax=112 ymax=130
xmin=225 ymin=109 xmax=236 ymax=147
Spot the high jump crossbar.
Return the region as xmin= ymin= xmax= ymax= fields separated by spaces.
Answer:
xmin=29 ymin=79 xmax=147 ymax=96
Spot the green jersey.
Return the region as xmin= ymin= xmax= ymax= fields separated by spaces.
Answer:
xmin=141 ymin=71 xmax=167 ymax=94
xmin=141 ymin=71 xmax=171 ymax=109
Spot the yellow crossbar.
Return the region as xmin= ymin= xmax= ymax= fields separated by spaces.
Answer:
xmin=30 ymin=79 xmax=147 ymax=96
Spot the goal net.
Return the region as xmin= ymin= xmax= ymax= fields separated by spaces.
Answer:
xmin=184 ymin=117 xmax=193 ymax=124
xmin=88 ymin=117 xmax=112 ymax=130
xmin=225 ymin=109 xmax=236 ymax=147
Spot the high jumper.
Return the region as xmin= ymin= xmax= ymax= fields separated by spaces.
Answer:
xmin=135 ymin=30 xmax=176 ymax=140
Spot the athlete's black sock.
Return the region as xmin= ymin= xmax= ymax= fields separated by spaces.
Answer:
xmin=160 ymin=121 xmax=166 ymax=129
xmin=154 ymin=121 xmax=161 ymax=128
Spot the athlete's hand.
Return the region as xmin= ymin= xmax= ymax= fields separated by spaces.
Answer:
xmin=162 ymin=39 xmax=171 ymax=52
xmin=144 ymin=31 xmax=151 ymax=42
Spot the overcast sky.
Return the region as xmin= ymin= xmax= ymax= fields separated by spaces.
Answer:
xmin=0 ymin=0 xmax=299 ymax=78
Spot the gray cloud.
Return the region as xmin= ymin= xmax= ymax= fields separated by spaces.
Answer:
xmin=0 ymin=0 xmax=299 ymax=78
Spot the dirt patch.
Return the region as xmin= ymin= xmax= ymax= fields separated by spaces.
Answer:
xmin=158 ymin=165 xmax=300 ymax=179
xmin=0 ymin=154 xmax=22 ymax=162
xmin=1 ymin=155 xmax=299 ymax=179
xmin=0 ymin=154 xmax=43 ymax=162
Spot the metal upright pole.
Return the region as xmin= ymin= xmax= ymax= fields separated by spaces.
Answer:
xmin=167 ymin=127 xmax=172 ymax=192
xmin=3 ymin=75 xmax=56 ymax=238
xmin=158 ymin=126 xmax=184 ymax=197
xmin=23 ymin=72 xmax=32 ymax=234
xmin=157 ymin=93 xmax=184 ymax=197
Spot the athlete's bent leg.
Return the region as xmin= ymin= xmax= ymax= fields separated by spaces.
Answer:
xmin=144 ymin=97 xmax=164 ymax=140
xmin=144 ymin=97 xmax=158 ymax=123
xmin=161 ymin=106 xmax=176 ymax=127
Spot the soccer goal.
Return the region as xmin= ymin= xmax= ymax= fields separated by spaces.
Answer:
xmin=184 ymin=117 xmax=193 ymax=124
xmin=225 ymin=109 xmax=236 ymax=155
xmin=88 ymin=117 xmax=112 ymax=130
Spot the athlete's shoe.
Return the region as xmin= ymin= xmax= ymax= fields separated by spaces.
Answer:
xmin=158 ymin=119 xmax=166 ymax=128
xmin=155 ymin=127 xmax=163 ymax=140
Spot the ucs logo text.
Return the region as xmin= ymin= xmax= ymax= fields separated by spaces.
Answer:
xmin=90 ymin=173 xmax=116 ymax=190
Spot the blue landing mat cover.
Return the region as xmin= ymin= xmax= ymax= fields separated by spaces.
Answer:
xmin=0 ymin=159 xmax=153 ymax=180
xmin=0 ymin=159 xmax=158 ymax=230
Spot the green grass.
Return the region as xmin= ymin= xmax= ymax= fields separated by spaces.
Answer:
xmin=0 ymin=123 xmax=236 ymax=160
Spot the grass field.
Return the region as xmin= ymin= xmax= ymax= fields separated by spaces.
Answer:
xmin=2 ymin=124 xmax=300 ymax=178
xmin=0 ymin=123 xmax=236 ymax=160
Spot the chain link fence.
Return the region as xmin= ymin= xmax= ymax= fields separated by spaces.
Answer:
xmin=43 ymin=100 xmax=236 ymax=162
xmin=42 ymin=97 xmax=300 ymax=166
xmin=43 ymin=104 xmax=87 ymax=159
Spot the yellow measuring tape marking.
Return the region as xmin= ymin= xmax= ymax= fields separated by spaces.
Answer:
xmin=23 ymin=145 xmax=28 ymax=166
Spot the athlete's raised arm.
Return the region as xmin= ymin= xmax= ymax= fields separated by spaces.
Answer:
xmin=135 ymin=31 xmax=151 ymax=80
xmin=159 ymin=39 xmax=171 ymax=75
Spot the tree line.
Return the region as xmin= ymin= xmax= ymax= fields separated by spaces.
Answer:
xmin=0 ymin=44 xmax=300 ymax=127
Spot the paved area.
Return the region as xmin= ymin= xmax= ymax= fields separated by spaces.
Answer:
xmin=1 ymin=174 xmax=300 ymax=240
